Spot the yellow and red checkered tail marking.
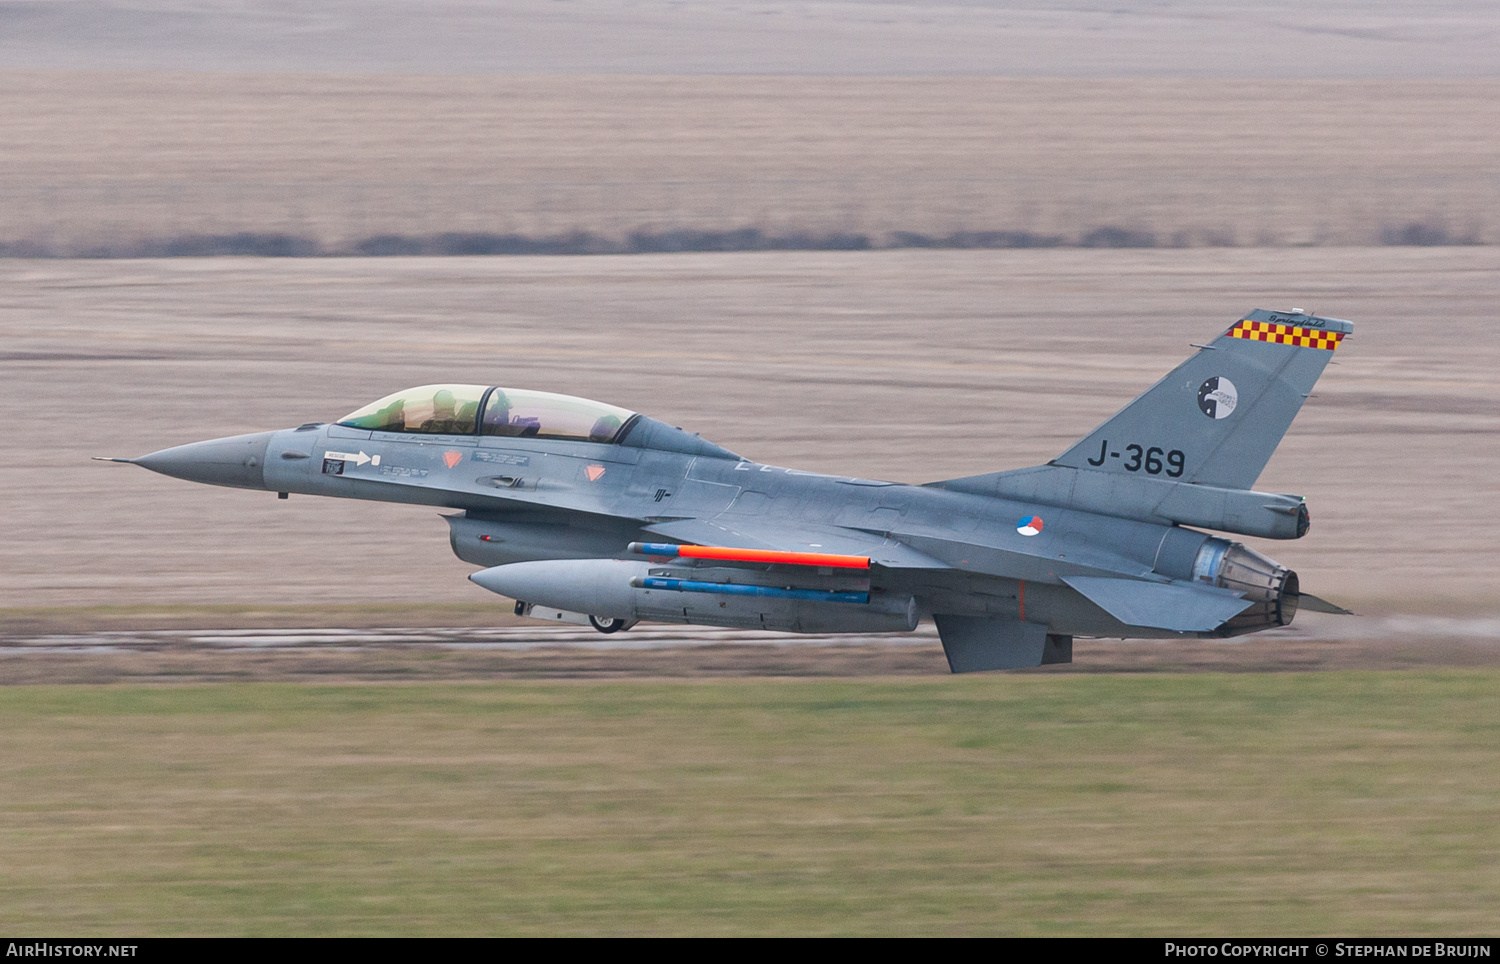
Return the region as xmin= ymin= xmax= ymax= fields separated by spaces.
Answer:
xmin=1228 ymin=319 xmax=1344 ymax=351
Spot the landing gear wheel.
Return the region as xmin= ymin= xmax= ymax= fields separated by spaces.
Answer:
xmin=589 ymin=615 xmax=630 ymax=634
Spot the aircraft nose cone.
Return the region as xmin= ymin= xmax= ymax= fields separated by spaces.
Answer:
xmin=133 ymin=431 xmax=275 ymax=490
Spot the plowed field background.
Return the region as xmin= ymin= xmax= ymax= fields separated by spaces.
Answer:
xmin=3 ymin=74 xmax=1498 ymax=249
xmin=3 ymin=248 xmax=1496 ymax=617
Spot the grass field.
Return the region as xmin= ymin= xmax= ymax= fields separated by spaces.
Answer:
xmin=2 ymin=673 xmax=1496 ymax=935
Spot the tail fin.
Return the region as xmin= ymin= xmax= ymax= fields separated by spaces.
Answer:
xmin=1051 ymin=309 xmax=1351 ymax=490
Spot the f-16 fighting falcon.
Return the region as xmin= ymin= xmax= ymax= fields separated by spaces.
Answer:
xmin=102 ymin=309 xmax=1353 ymax=672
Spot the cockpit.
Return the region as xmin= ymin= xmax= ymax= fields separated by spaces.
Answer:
xmin=338 ymin=385 xmax=637 ymax=444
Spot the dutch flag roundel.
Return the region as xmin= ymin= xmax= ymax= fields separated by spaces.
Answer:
xmin=1016 ymin=515 xmax=1044 ymax=537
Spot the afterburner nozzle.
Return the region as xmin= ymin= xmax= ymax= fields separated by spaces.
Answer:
xmin=1193 ymin=539 xmax=1301 ymax=636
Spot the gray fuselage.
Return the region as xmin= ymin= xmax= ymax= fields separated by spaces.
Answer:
xmin=139 ymin=413 xmax=1285 ymax=640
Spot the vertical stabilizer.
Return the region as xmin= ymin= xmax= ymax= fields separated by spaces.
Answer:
xmin=1050 ymin=310 xmax=1351 ymax=490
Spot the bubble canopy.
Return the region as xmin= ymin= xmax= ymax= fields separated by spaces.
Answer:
xmin=338 ymin=385 xmax=637 ymax=443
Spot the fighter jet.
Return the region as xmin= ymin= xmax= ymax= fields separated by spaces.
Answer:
xmin=102 ymin=309 xmax=1353 ymax=671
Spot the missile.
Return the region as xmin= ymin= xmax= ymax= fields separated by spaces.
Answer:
xmin=627 ymin=541 xmax=870 ymax=569
xmin=628 ymin=576 xmax=869 ymax=604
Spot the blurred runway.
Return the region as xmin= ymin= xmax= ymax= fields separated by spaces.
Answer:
xmin=0 ymin=624 xmax=940 ymax=654
xmin=5 ymin=615 xmax=1500 ymax=683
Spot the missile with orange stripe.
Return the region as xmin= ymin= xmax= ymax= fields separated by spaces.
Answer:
xmin=627 ymin=541 xmax=871 ymax=569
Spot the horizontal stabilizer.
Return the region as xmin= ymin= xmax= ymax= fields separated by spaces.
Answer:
xmin=1297 ymin=592 xmax=1355 ymax=616
xmin=1062 ymin=575 xmax=1253 ymax=632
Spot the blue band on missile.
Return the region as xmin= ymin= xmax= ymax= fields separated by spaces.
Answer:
xmin=637 ymin=577 xmax=869 ymax=605
xmin=636 ymin=543 xmax=683 ymax=557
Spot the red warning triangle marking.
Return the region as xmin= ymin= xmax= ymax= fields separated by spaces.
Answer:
xmin=585 ymin=464 xmax=606 ymax=481
xmin=443 ymin=451 xmax=463 ymax=468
